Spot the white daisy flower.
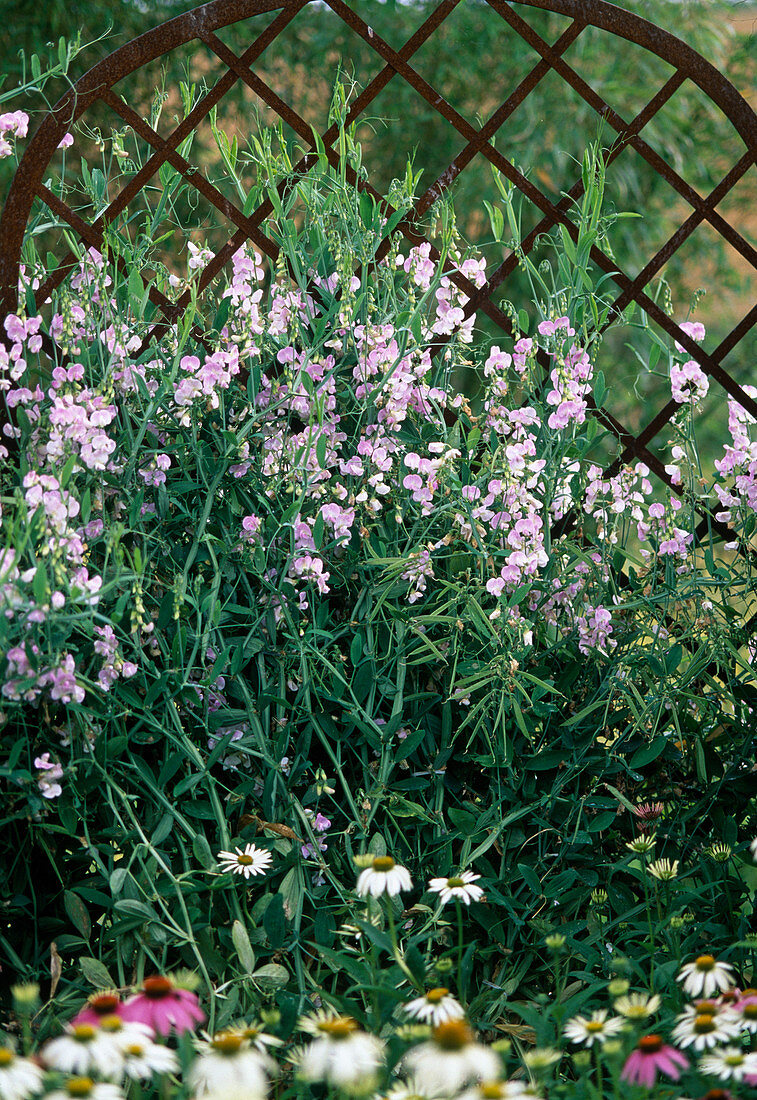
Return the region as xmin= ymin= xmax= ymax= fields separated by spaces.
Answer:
xmin=296 ymin=1013 xmax=384 ymax=1091
xmin=221 ymin=1022 xmax=283 ymax=1053
xmin=428 ymin=872 xmax=484 ymax=906
xmin=119 ymin=1035 xmax=178 ymax=1081
xmin=404 ymin=988 xmax=465 ymax=1026
xmin=563 ymin=1009 xmax=624 ymax=1047
xmin=188 ymin=1033 xmax=274 ymax=1099
xmin=733 ymin=993 xmax=757 ymax=1033
xmin=677 ymin=956 xmax=736 ymax=998
xmin=402 ymin=1020 xmax=501 ymax=1097
xmin=42 ymin=1025 xmax=124 ymax=1078
xmin=671 ymin=1004 xmax=741 ymax=1050
xmin=613 ymin=992 xmax=661 ymax=1019
xmin=457 ymin=1082 xmax=538 ymax=1100
xmin=0 ymin=1046 xmax=44 ymax=1100
xmin=356 ymin=856 xmax=412 ymax=898
xmin=216 ymin=844 xmax=272 ymax=879
xmin=699 ymin=1046 xmax=757 ymax=1081
xmin=45 ymin=1079 xmax=124 ymax=1100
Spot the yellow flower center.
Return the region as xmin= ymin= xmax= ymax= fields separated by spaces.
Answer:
xmin=372 ymin=856 xmax=395 ymax=873
xmin=99 ymin=1015 xmax=124 ymax=1032
xmin=211 ymin=1033 xmax=245 ymax=1055
xmin=426 ymin=988 xmax=449 ymax=1004
xmin=0 ymin=1049 xmax=14 ymax=1067
xmin=446 ymin=877 xmax=465 ymax=888
xmin=237 ymin=854 xmax=254 ymax=866
xmin=66 ymin=1078 xmax=94 ymax=1097
xmin=317 ymin=1017 xmax=359 ymax=1040
xmin=72 ymin=1025 xmax=96 ymax=1043
xmin=725 ymin=1053 xmax=744 ymax=1067
xmin=480 ymin=1085 xmax=506 ymax=1099
xmin=693 ymin=1014 xmax=715 ymax=1033
xmin=433 ymin=1020 xmax=473 ymax=1051
xmin=125 ymin=1044 xmax=145 ymax=1057
xmin=585 ymin=1021 xmax=605 ymax=1032
xmin=695 ymin=955 xmax=716 ymax=971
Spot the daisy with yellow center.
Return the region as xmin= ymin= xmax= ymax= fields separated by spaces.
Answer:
xmin=404 ymin=988 xmax=465 ymax=1026
xmin=356 ymin=856 xmax=413 ymax=898
xmin=44 ymin=1080 xmax=124 ymax=1100
xmin=402 ymin=1020 xmax=501 ymax=1097
xmin=671 ymin=1004 xmax=740 ymax=1050
xmin=41 ymin=1024 xmax=123 ymax=1078
xmin=188 ymin=1031 xmax=274 ymax=1100
xmin=297 ymin=1011 xmax=385 ymax=1091
xmin=216 ymin=843 xmax=272 ymax=879
xmin=563 ymin=1009 xmax=624 ymax=1047
xmin=677 ymin=955 xmax=735 ymax=998
xmin=428 ymin=871 xmax=484 ymax=906
xmin=0 ymin=1046 xmax=44 ymax=1100
xmin=699 ymin=1046 xmax=757 ymax=1081
xmin=613 ymin=991 xmax=661 ymax=1019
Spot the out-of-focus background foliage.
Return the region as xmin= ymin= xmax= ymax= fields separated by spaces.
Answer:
xmin=1 ymin=0 xmax=755 ymax=447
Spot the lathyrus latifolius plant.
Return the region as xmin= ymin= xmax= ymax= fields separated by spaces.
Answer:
xmin=0 ymin=92 xmax=755 ymax=1022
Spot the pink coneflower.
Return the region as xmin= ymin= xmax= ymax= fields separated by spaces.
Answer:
xmin=71 ymin=992 xmax=124 ymax=1027
xmin=621 ymin=1034 xmax=689 ymax=1087
xmin=120 ymin=976 xmax=205 ymax=1036
xmin=630 ymin=801 xmax=665 ymax=833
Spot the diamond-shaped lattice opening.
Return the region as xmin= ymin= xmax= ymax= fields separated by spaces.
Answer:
xmin=635 ymin=76 xmax=749 ymax=202
xmin=235 ymin=8 xmax=385 ymax=138
xmin=409 ymin=2 xmax=551 ymax=130
xmin=714 ymin=166 xmax=757 ymax=253
xmin=648 ymin=218 xmax=756 ymax=355
xmin=557 ymin=25 xmax=677 ymax=124
xmin=594 ymin=315 xmax=679 ymax=444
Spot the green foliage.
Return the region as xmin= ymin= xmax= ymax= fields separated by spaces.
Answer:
xmin=0 ymin=84 xmax=755 ymax=1085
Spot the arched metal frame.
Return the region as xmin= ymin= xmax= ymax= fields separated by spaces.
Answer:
xmin=0 ymin=0 xmax=755 ymax=551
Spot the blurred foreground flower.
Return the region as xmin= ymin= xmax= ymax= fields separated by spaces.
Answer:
xmin=404 ymin=989 xmax=465 ymax=1026
xmin=120 ymin=976 xmax=205 ymax=1036
xmin=297 ymin=1012 xmax=384 ymax=1092
xmin=0 ymin=1046 xmax=44 ymax=1100
xmin=621 ymin=1035 xmax=688 ymax=1086
xmin=677 ymin=956 xmax=735 ymax=999
xmin=402 ymin=1020 xmax=501 ymax=1097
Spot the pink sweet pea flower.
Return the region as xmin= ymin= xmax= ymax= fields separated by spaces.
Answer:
xmin=621 ymin=1035 xmax=688 ymax=1087
xmin=120 ymin=975 xmax=205 ymax=1036
xmin=71 ymin=991 xmax=124 ymax=1027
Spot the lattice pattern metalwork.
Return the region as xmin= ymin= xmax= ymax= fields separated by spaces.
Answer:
xmin=1 ymin=0 xmax=755 ymax=538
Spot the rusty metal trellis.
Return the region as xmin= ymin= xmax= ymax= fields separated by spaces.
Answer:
xmin=0 ymin=0 xmax=756 ymax=562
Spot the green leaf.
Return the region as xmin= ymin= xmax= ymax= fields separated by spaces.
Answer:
xmin=629 ymin=738 xmax=667 ymax=769
xmin=193 ymin=834 xmax=216 ymax=870
xmin=231 ymin=920 xmax=256 ymax=974
xmin=252 ymin=962 xmax=289 ymax=989
xmin=593 ymin=369 xmax=606 ymax=407
xmin=64 ymin=891 xmax=91 ymax=939
xmin=518 ymin=863 xmax=542 ymax=896
xmin=80 ymin=957 xmax=115 ymax=988
xmin=263 ymin=893 xmax=286 ymax=948
xmin=404 ymin=943 xmax=427 ymax=986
